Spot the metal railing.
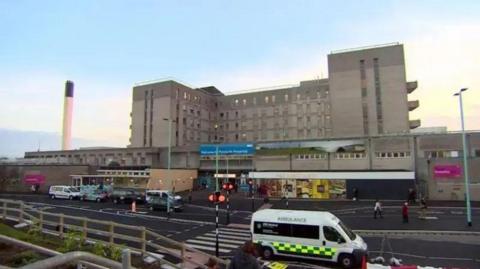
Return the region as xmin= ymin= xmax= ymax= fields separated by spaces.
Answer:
xmin=0 ymin=234 xmax=128 ymax=269
xmin=0 ymin=198 xmax=229 ymax=269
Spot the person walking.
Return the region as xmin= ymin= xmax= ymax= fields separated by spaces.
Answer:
xmin=352 ymin=187 xmax=358 ymax=201
xmin=228 ymin=241 xmax=261 ymax=269
xmin=420 ymin=198 xmax=427 ymax=219
xmin=374 ymin=199 xmax=383 ymax=219
xmin=402 ymin=202 xmax=409 ymax=223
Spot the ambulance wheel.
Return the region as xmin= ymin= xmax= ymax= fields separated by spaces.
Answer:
xmin=338 ymin=254 xmax=354 ymax=269
xmin=261 ymin=247 xmax=274 ymax=260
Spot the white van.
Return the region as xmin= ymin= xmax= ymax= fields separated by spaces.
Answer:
xmin=48 ymin=185 xmax=81 ymax=200
xmin=251 ymin=209 xmax=367 ymax=268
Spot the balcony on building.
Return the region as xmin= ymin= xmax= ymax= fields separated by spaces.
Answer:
xmin=408 ymin=100 xmax=419 ymax=111
xmin=406 ymin=81 xmax=418 ymax=94
xmin=409 ymin=119 xmax=421 ymax=129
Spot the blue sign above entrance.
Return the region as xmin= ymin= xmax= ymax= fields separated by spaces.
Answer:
xmin=200 ymin=143 xmax=255 ymax=156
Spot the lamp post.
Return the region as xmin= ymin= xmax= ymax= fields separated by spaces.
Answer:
xmin=215 ymin=142 xmax=220 ymax=256
xmin=454 ymin=88 xmax=472 ymax=227
xmin=163 ymin=118 xmax=176 ymax=218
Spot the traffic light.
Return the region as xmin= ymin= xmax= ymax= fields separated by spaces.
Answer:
xmin=208 ymin=191 xmax=226 ymax=203
xmin=222 ymin=182 xmax=234 ymax=191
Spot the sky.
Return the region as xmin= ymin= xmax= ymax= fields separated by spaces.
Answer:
xmin=1 ymin=0 xmax=479 ymax=149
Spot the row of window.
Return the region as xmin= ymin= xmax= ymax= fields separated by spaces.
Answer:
xmin=233 ymin=91 xmax=330 ymax=107
xmin=334 ymin=153 xmax=366 ymax=159
xmin=425 ymin=151 xmax=462 ymax=158
xmin=375 ymin=152 xmax=411 ymax=158
xmin=295 ymin=154 xmax=327 ymax=160
xmin=99 ymin=170 xmax=150 ymax=176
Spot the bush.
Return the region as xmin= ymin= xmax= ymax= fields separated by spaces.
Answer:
xmin=57 ymin=231 xmax=84 ymax=253
xmin=9 ymin=251 xmax=41 ymax=267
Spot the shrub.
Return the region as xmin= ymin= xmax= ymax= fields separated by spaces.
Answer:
xmin=9 ymin=251 xmax=41 ymax=267
xmin=57 ymin=230 xmax=84 ymax=253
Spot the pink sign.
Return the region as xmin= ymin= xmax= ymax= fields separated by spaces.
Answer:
xmin=23 ymin=174 xmax=46 ymax=185
xmin=433 ymin=165 xmax=462 ymax=179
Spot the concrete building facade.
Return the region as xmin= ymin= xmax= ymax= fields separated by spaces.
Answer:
xmin=128 ymin=43 xmax=419 ymax=148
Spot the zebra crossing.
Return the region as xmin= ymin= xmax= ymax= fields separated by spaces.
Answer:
xmin=185 ymin=227 xmax=251 ymax=254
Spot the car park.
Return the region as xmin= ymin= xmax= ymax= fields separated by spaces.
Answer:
xmin=48 ymin=185 xmax=82 ymax=200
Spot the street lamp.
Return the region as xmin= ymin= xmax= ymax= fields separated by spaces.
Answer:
xmin=163 ymin=118 xmax=177 ymax=217
xmin=453 ymin=88 xmax=472 ymax=227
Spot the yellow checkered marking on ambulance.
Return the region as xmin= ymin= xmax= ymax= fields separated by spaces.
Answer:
xmin=271 ymin=242 xmax=336 ymax=257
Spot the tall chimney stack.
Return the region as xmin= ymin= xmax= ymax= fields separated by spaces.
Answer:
xmin=62 ymin=80 xmax=74 ymax=150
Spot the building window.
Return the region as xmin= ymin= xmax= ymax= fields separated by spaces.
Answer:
xmin=272 ymin=95 xmax=276 ymax=103
xmin=183 ymin=92 xmax=187 ymax=99
xmin=360 ymin=59 xmax=366 ymax=79
xmin=235 ymin=99 xmax=239 ymax=106
xmin=373 ymin=57 xmax=383 ymax=134
xmin=265 ymin=96 xmax=269 ymax=104
xmin=253 ymin=97 xmax=257 ymax=105
xmin=285 ymin=94 xmax=289 ymax=102
xmin=296 ymin=93 xmax=301 ymax=101
xmin=243 ymin=99 xmax=247 ymax=106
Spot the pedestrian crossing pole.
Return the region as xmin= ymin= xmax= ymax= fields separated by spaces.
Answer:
xmin=215 ymin=144 xmax=219 ymax=257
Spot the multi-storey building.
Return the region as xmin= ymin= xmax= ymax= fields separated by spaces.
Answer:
xmin=129 ymin=43 xmax=419 ymax=147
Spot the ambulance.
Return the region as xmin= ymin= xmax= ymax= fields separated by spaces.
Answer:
xmin=251 ymin=209 xmax=367 ymax=268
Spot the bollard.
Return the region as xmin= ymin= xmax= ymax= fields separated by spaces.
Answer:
xmin=122 ymin=248 xmax=131 ymax=269
xmin=131 ymin=201 xmax=136 ymax=213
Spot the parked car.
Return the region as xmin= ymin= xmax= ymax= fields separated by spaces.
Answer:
xmin=109 ymin=188 xmax=136 ymax=204
xmin=48 ymin=185 xmax=82 ymax=200
xmin=146 ymin=190 xmax=183 ymax=211
xmin=80 ymin=189 xmax=108 ymax=202
xmin=128 ymin=188 xmax=146 ymax=204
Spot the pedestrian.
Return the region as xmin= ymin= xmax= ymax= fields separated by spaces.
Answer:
xmin=31 ymin=184 xmax=36 ymax=193
xmin=420 ymin=198 xmax=427 ymax=219
xmin=206 ymin=257 xmax=219 ymax=269
xmin=228 ymin=241 xmax=261 ymax=269
xmin=408 ymin=188 xmax=416 ymax=204
xmin=352 ymin=187 xmax=358 ymax=201
xmin=402 ymin=202 xmax=409 ymax=223
xmin=374 ymin=199 xmax=383 ymax=219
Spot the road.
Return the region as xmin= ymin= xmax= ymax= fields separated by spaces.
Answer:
xmin=1 ymin=192 xmax=479 ymax=268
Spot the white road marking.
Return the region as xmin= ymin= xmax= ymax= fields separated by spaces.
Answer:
xmin=185 ymin=244 xmax=230 ymax=253
xmin=219 ymin=227 xmax=251 ymax=233
xmin=204 ymin=233 xmax=248 ymax=240
xmin=186 ymin=239 xmax=239 ymax=248
xmin=196 ymin=236 xmax=244 ymax=244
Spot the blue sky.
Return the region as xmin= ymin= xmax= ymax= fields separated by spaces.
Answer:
xmin=1 ymin=1 xmax=479 ymax=148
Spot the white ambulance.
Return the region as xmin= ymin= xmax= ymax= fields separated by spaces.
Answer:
xmin=251 ymin=209 xmax=367 ymax=268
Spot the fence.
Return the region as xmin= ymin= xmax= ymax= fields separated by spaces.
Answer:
xmin=0 ymin=198 xmax=229 ymax=269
